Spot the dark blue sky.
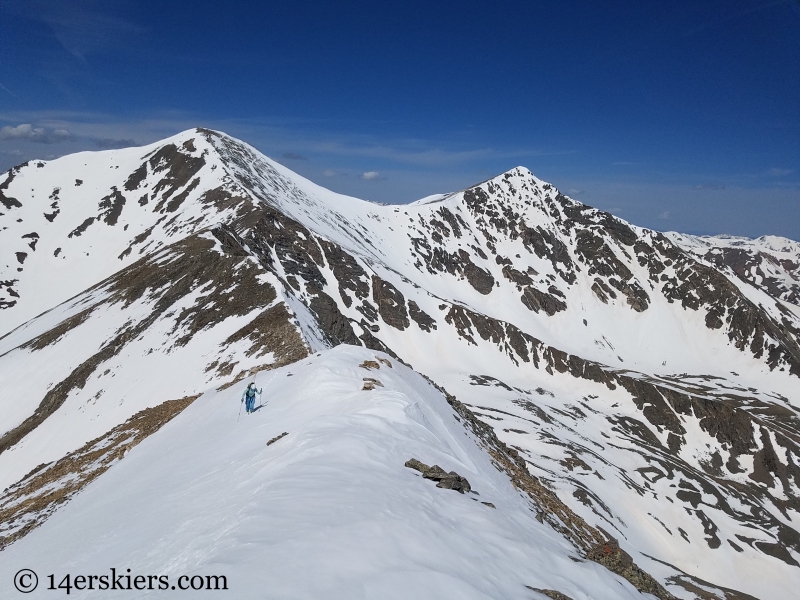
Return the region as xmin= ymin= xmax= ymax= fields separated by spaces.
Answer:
xmin=1 ymin=0 xmax=798 ymax=238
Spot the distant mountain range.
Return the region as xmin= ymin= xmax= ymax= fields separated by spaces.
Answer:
xmin=1 ymin=128 xmax=798 ymax=600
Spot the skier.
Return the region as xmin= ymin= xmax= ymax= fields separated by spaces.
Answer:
xmin=242 ymin=382 xmax=262 ymax=414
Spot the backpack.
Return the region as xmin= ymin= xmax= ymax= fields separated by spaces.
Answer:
xmin=246 ymin=386 xmax=256 ymax=399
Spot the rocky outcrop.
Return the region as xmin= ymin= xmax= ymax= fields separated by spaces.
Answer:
xmin=404 ymin=459 xmax=472 ymax=494
xmin=372 ymin=275 xmax=410 ymax=330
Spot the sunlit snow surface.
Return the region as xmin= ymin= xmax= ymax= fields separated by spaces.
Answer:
xmin=0 ymin=347 xmax=647 ymax=600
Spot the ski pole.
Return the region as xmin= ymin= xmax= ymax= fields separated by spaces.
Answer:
xmin=237 ymin=394 xmax=243 ymax=422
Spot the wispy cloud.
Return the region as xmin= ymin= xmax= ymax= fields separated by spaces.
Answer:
xmin=305 ymin=140 xmax=572 ymax=167
xmin=6 ymin=0 xmax=146 ymax=60
xmin=323 ymin=169 xmax=341 ymax=177
xmin=692 ymin=184 xmax=726 ymax=190
xmin=360 ymin=171 xmax=382 ymax=180
xmin=658 ymin=210 xmax=670 ymax=220
xmin=0 ymin=110 xmax=568 ymax=172
xmin=0 ymin=82 xmax=18 ymax=98
xmin=768 ymin=167 xmax=795 ymax=176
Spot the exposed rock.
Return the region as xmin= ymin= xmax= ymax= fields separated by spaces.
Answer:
xmin=521 ymin=286 xmax=567 ymax=316
xmin=320 ymin=239 xmax=369 ymax=307
xmin=372 ymin=275 xmax=410 ymax=330
xmin=408 ymin=300 xmax=436 ymax=331
xmin=266 ymin=432 xmax=289 ymax=446
xmin=148 ymin=143 xmax=205 ymax=206
xmin=309 ymin=291 xmax=361 ymax=346
xmin=501 ymin=265 xmax=536 ymax=288
xmin=124 ymin=162 xmax=147 ymax=191
xmin=68 ymin=217 xmax=96 ymax=238
xmin=408 ymin=232 xmax=495 ymax=293
xmin=0 ymin=167 xmax=23 ymax=210
xmin=460 ymin=251 xmax=495 ymax=294
xmin=362 ymin=377 xmax=383 ymax=391
xmin=586 ymin=537 xmax=669 ymax=598
xmin=98 ymin=188 xmax=126 ymax=225
xmin=404 ymin=458 xmax=471 ymax=493
xmin=0 ymin=231 xmax=298 ymax=457
xmin=525 ymin=588 xmax=573 ymax=600
xmin=404 ymin=458 xmax=428 ymax=472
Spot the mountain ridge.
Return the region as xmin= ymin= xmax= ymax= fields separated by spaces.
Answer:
xmin=1 ymin=128 xmax=799 ymax=599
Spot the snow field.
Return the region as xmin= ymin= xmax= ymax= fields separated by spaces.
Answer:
xmin=0 ymin=346 xmax=650 ymax=600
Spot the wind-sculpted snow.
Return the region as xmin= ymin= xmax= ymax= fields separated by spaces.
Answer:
xmin=0 ymin=347 xmax=666 ymax=600
xmin=1 ymin=128 xmax=799 ymax=599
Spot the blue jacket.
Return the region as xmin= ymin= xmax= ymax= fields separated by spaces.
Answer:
xmin=242 ymin=384 xmax=262 ymax=402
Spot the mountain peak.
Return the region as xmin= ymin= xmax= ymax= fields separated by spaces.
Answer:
xmin=2 ymin=129 xmax=800 ymax=600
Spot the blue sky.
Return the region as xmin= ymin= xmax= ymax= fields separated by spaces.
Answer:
xmin=1 ymin=0 xmax=798 ymax=238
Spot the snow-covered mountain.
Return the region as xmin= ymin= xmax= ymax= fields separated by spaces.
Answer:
xmin=1 ymin=128 xmax=799 ymax=599
xmin=666 ymin=232 xmax=800 ymax=306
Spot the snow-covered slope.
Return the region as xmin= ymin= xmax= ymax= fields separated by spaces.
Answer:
xmin=666 ymin=232 xmax=800 ymax=306
xmin=2 ymin=128 xmax=799 ymax=599
xmin=0 ymin=133 xmax=258 ymax=331
xmin=0 ymin=228 xmax=308 ymax=492
xmin=1 ymin=346 xmax=658 ymax=600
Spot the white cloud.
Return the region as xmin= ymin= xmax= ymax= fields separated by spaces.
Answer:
xmin=323 ymin=169 xmax=338 ymax=177
xmin=768 ymin=168 xmax=794 ymax=177
xmin=658 ymin=211 xmax=670 ymax=220
xmin=567 ymin=188 xmax=584 ymax=195
xmin=360 ymin=171 xmax=381 ymax=180
xmin=0 ymin=123 xmax=71 ymax=143
xmin=0 ymin=123 xmax=43 ymax=139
